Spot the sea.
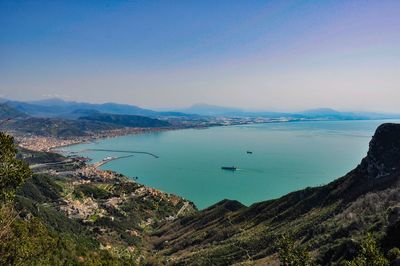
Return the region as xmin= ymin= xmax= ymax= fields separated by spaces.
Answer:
xmin=63 ymin=120 xmax=400 ymax=209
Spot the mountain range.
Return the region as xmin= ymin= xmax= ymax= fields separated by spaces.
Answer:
xmin=0 ymin=98 xmax=190 ymax=118
xmin=0 ymin=98 xmax=400 ymax=120
xmin=0 ymin=102 xmax=171 ymax=138
xmin=2 ymin=98 xmax=400 ymax=121
xmin=175 ymin=103 xmax=400 ymax=120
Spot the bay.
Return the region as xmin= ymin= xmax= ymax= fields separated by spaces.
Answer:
xmin=64 ymin=120 xmax=399 ymax=209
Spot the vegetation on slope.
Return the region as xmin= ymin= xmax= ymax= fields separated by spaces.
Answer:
xmin=0 ymin=132 xmax=195 ymax=265
xmin=2 ymin=112 xmax=169 ymax=139
xmin=8 ymin=117 xmax=119 ymax=137
xmin=0 ymin=132 xmax=127 ymax=265
xmin=5 ymin=98 xmax=189 ymax=118
xmin=79 ymin=113 xmax=170 ymax=128
xmin=0 ymin=103 xmax=28 ymax=120
xmin=1 ymin=102 xmax=170 ymax=138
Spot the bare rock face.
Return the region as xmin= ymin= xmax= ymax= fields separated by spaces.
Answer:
xmin=361 ymin=123 xmax=400 ymax=178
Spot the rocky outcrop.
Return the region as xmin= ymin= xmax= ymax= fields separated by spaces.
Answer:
xmin=361 ymin=123 xmax=400 ymax=178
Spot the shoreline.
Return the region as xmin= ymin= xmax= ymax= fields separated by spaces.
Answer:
xmin=15 ymin=126 xmax=181 ymax=153
xmin=54 ymin=125 xmax=211 ymax=151
xmin=17 ymin=117 xmax=396 ymax=160
xmin=47 ymin=117 xmax=394 ymax=158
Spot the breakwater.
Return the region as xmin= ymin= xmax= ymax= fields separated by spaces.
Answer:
xmin=81 ymin=149 xmax=159 ymax=158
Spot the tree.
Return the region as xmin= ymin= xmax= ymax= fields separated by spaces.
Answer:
xmin=342 ymin=233 xmax=389 ymax=266
xmin=0 ymin=132 xmax=31 ymax=251
xmin=277 ymin=234 xmax=315 ymax=266
xmin=0 ymin=132 xmax=31 ymax=201
xmin=0 ymin=132 xmax=129 ymax=265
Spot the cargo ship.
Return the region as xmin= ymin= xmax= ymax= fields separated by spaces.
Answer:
xmin=221 ymin=166 xmax=237 ymax=171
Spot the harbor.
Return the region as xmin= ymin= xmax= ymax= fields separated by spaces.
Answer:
xmin=93 ymin=154 xmax=135 ymax=168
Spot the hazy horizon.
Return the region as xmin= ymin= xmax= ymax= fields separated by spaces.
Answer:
xmin=3 ymin=96 xmax=400 ymax=114
xmin=1 ymin=1 xmax=399 ymax=112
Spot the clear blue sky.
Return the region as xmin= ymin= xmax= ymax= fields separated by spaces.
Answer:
xmin=1 ymin=0 xmax=399 ymax=111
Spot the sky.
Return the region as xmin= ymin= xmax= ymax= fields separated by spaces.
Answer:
xmin=0 ymin=0 xmax=399 ymax=112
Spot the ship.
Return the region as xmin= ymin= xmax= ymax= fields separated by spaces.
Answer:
xmin=221 ymin=166 xmax=237 ymax=171
xmin=246 ymin=151 xmax=253 ymax=154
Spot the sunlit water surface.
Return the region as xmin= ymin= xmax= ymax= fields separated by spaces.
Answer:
xmin=64 ymin=120 xmax=399 ymax=209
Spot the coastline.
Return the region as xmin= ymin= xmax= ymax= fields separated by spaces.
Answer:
xmin=45 ymin=118 xmax=391 ymax=162
xmin=16 ymin=118 xmax=395 ymax=165
xmin=14 ymin=117 xmax=375 ymax=153
xmin=15 ymin=126 xmax=178 ymax=153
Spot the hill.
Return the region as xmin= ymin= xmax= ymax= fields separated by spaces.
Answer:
xmin=7 ymin=117 xmax=119 ymax=137
xmin=0 ymin=103 xmax=114 ymax=138
xmin=178 ymin=103 xmax=244 ymax=116
xmin=5 ymin=98 xmax=190 ymax=118
xmin=0 ymin=144 xmax=195 ymax=265
xmin=79 ymin=113 xmax=171 ymax=128
xmin=299 ymin=108 xmax=386 ymax=120
xmin=5 ymin=98 xmax=400 ymax=122
xmin=0 ymin=103 xmax=28 ymax=120
xmin=1 ymin=104 xmax=171 ymax=138
xmin=176 ymin=104 xmax=400 ymax=120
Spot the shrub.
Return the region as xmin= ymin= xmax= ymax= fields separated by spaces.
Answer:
xmin=342 ymin=233 xmax=389 ymax=266
xmin=0 ymin=132 xmax=31 ymax=201
xmin=277 ymin=234 xmax=315 ymax=266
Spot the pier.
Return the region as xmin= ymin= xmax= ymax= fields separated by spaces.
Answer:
xmin=94 ymin=154 xmax=134 ymax=168
xmin=80 ymin=149 xmax=159 ymax=158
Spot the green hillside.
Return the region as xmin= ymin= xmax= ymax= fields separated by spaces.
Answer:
xmin=0 ymin=103 xmax=27 ymax=120
xmin=0 ymin=134 xmax=195 ymax=265
xmin=8 ymin=117 xmax=119 ymax=137
xmin=79 ymin=113 xmax=170 ymax=128
xmin=3 ymin=112 xmax=170 ymax=138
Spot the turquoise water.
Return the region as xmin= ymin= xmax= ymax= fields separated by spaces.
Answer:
xmin=64 ymin=120 xmax=399 ymax=209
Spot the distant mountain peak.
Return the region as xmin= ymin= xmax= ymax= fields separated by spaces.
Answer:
xmin=4 ymin=98 xmax=167 ymax=118
xmin=190 ymin=103 xmax=232 ymax=108
xmin=0 ymin=103 xmax=28 ymax=119
xmin=301 ymin=108 xmax=341 ymax=114
xmin=29 ymin=97 xmax=71 ymax=106
xmin=179 ymin=103 xmax=243 ymax=115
